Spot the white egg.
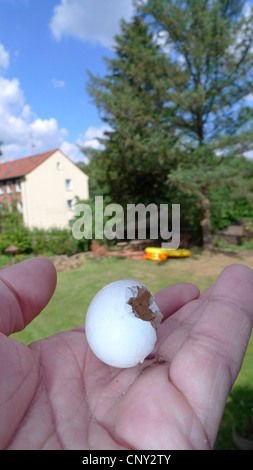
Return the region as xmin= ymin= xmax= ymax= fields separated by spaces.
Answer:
xmin=85 ymin=279 xmax=163 ymax=368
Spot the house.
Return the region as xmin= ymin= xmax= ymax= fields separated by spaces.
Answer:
xmin=0 ymin=149 xmax=89 ymax=229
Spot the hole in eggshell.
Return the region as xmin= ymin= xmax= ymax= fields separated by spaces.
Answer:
xmin=128 ymin=286 xmax=162 ymax=329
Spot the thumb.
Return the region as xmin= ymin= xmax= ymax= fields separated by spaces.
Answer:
xmin=0 ymin=257 xmax=57 ymax=336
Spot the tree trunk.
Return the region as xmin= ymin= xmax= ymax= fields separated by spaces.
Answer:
xmin=200 ymin=195 xmax=212 ymax=249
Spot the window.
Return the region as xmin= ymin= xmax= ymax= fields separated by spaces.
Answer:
xmin=0 ymin=184 xmax=4 ymax=195
xmin=57 ymin=161 xmax=62 ymax=170
xmin=15 ymin=180 xmax=21 ymax=193
xmin=67 ymin=199 xmax=73 ymax=209
xmin=65 ymin=179 xmax=73 ymax=190
xmin=17 ymin=201 xmax=23 ymax=214
xmin=7 ymin=182 xmax=13 ymax=194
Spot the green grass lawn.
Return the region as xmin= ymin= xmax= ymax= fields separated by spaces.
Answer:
xmin=11 ymin=253 xmax=253 ymax=449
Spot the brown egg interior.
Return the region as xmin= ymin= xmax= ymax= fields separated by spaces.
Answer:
xmin=128 ymin=286 xmax=163 ymax=329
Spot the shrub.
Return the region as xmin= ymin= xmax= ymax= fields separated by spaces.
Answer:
xmin=31 ymin=227 xmax=80 ymax=256
xmin=0 ymin=202 xmax=32 ymax=253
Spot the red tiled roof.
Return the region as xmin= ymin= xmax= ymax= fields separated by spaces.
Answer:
xmin=0 ymin=149 xmax=58 ymax=181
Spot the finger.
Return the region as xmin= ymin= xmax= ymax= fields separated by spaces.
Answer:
xmin=0 ymin=257 xmax=57 ymax=336
xmin=155 ymin=283 xmax=200 ymax=320
xmin=0 ymin=333 xmax=38 ymax=449
xmin=169 ymin=264 xmax=253 ymax=447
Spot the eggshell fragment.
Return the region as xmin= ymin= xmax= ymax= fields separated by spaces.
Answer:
xmin=85 ymin=280 xmax=163 ymax=368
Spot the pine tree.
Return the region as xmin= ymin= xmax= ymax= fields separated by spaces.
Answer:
xmin=86 ymin=16 xmax=179 ymax=205
xmin=137 ymin=0 xmax=253 ymax=246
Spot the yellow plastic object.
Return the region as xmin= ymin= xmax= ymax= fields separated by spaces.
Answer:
xmin=145 ymin=251 xmax=168 ymax=261
xmin=145 ymin=247 xmax=191 ymax=258
xmin=165 ymin=249 xmax=191 ymax=258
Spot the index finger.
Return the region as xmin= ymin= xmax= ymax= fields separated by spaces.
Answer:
xmin=155 ymin=282 xmax=200 ymax=320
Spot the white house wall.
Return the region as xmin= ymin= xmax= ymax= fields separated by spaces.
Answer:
xmin=22 ymin=150 xmax=89 ymax=229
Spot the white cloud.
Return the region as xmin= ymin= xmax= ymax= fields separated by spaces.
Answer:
xmin=52 ymin=78 xmax=66 ymax=88
xmin=60 ymin=141 xmax=86 ymax=163
xmin=0 ymin=43 xmax=111 ymax=164
xmin=0 ymin=44 xmax=9 ymax=70
xmin=0 ymin=77 xmax=24 ymax=111
xmin=0 ymin=45 xmax=68 ymax=161
xmin=77 ymin=125 xmax=110 ymax=149
xmin=154 ymin=31 xmax=172 ymax=56
xmin=153 ymin=30 xmax=186 ymax=65
xmin=60 ymin=125 xmax=111 ymax=164
xmin=245 ymin=92 xmax=253 ymax=103
xmin=49 ymin=0 xmax=134 ymax=47
xmin=30 ymin=118 xmax=68 ymax=150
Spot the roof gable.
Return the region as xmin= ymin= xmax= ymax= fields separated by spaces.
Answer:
xmin=0 ymin=149 xmax=57 ymax=180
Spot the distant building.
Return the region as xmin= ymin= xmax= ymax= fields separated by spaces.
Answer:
xmin=0 ymin=149 xmax=89 ymax=229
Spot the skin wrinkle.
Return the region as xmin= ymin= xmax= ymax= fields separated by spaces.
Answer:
xmin=157 ymin=298 xmax=205 ymax=343
xmin=0 ymin=365 xmax=32 ymax=410
xmin=115 ymin=366 xmax=200 ymax=450
xmin=163 ymin=366 xmax=212 ymax=450
xmin=6 ymin=349 xmax=41 ymax=449
xmin=40 ymin=429 xmax=61 ymax=450
xmin=195 ymin=295 xmax=252 ymax=379
xmin=0 ymin=275 xmax=24 ymax=335
xmin=186 ymin=331 xmax=237 ymax=384
xmin=83 ymin=360 xmax=129 ymax=450
xmin=84 ymin=355 xmax=161 ymax=449
xmin=169 ymin=347 xmax=234 ymax=448
xmin=3 ymin=363 xmax=38 ymax=448
xmin=206 ymin=293 xmax=253 ymax=326
xmin=92 ymin=372 xmax=153 ymax=449
xmin=87 ymin=414 xmax=130 ymax=450
xmin=47 ymin=332 xmax=91 ymax=449
xmin=159 ymin=327 xmax=231 ymax=445
xmin=84 ymin=354 xmax=136 ymax=416
xmin=166 ymin=367 xmax=212 ymax=450
xmin=8 ymin=344 xmax=63 ymax=450
xmin=39 ymin=340 xmax=65 ymax=450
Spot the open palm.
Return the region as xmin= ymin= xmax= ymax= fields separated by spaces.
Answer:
xmin=0 ymin=258 xmax=252 ymax=450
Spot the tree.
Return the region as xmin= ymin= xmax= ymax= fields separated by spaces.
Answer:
xmin=86 ymin=16 xmax=180 ymax=206
xmin=137 ymin=0 xmax=253 ymax=246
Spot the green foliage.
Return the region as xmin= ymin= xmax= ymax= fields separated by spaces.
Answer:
xmin=0 ymin=202 xmax=32 ymax=253
xmin=71 ymin=196 xmax=115 ymax=247
xmin=86 ymin=16 xmax=179 ymax=206
xmin=138 ymin=0 xmax=253 ymax=151
xmin=31 ymin=227 xmax=80 ymax=257
xmin=77 ymin=150 xmax=109 ymax=199
xmin=0 ymin=203 xmax=89 ymax=256
xmin=84 ymin=2 xmax=253 ymax=246
xmin=208 ymin=155 xmax=253 ymax=230
xmin=139 ymin=1 xmax=253 ymax=244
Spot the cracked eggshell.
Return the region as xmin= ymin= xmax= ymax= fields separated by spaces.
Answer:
xmin=85 ymin=280 xmax=162 ymax=368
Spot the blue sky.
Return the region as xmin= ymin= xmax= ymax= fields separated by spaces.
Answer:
xmin=0 ymin=0 xmax=134 ymax=162
xmin=0 ymin=0 xmax=252 ymax=163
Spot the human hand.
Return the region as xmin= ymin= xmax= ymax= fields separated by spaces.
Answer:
xmin=0 ymin=258 xmax=252 ymax=450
